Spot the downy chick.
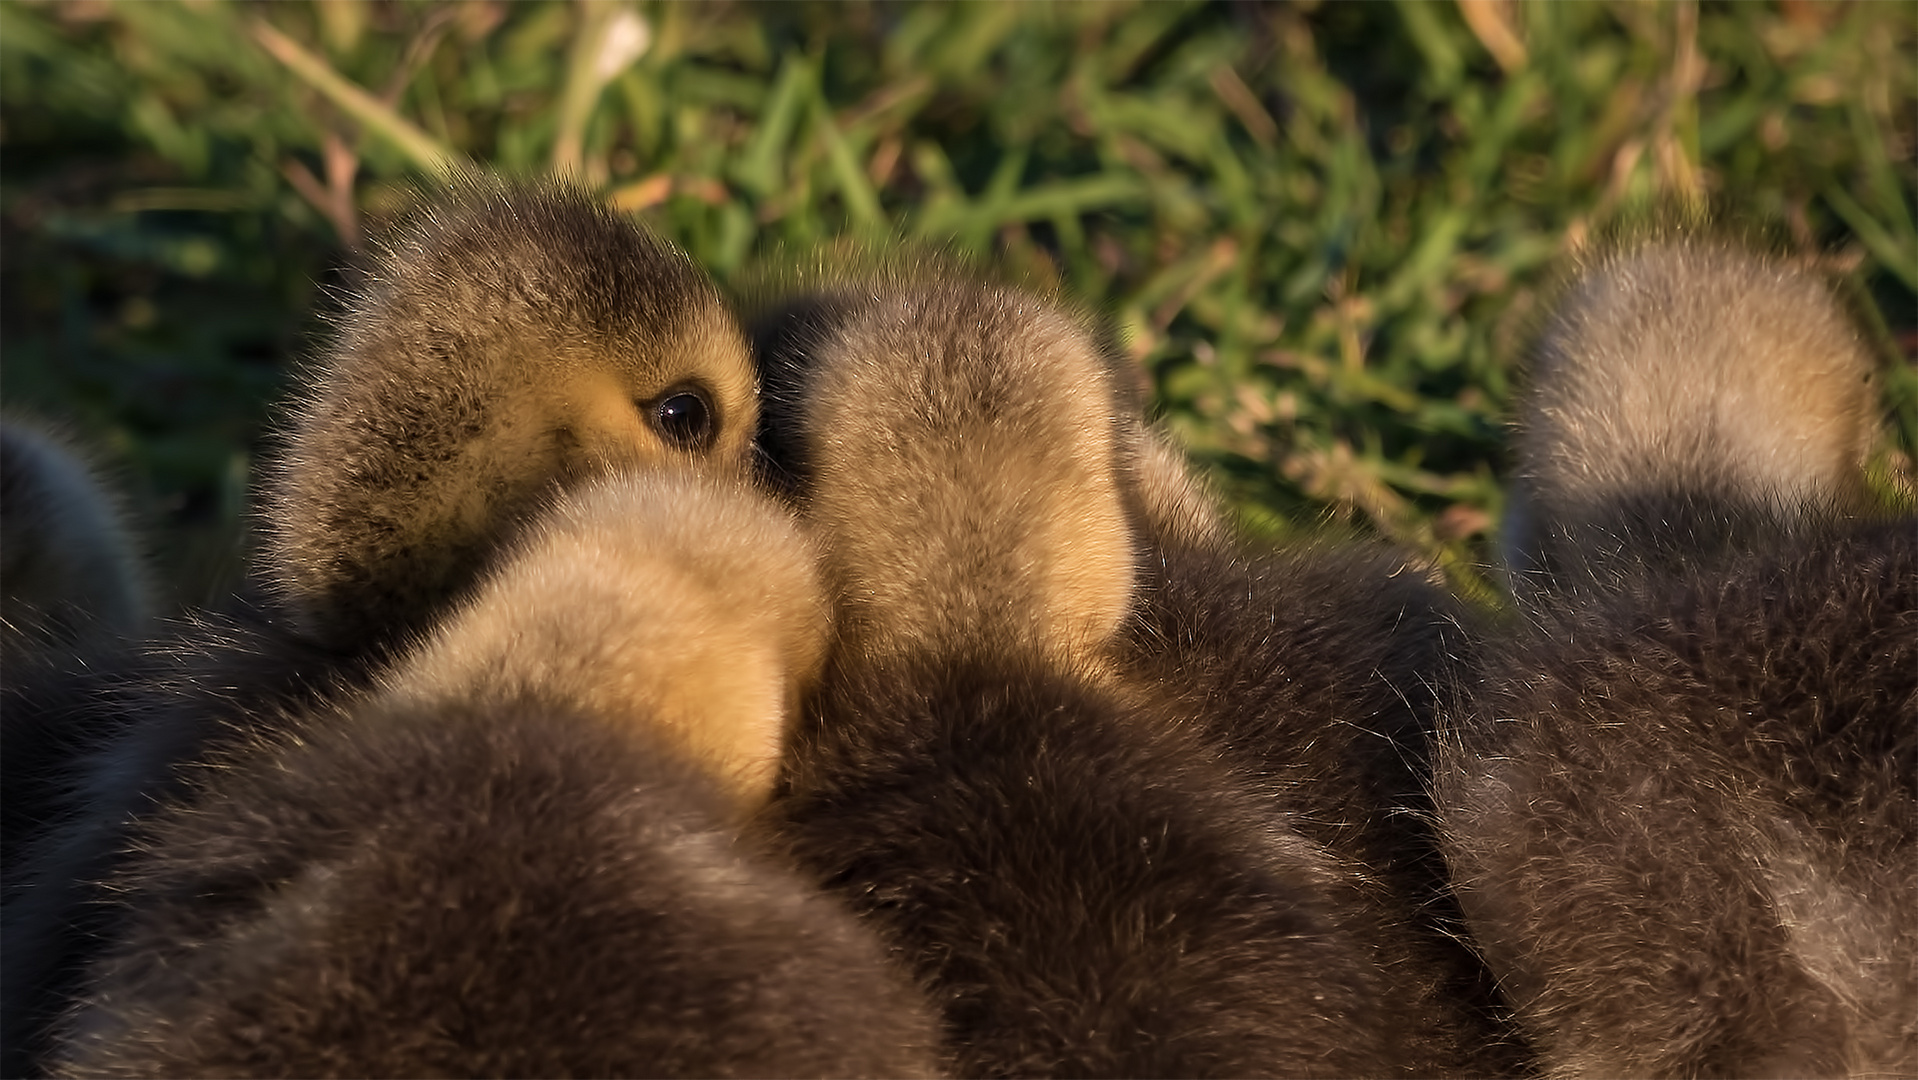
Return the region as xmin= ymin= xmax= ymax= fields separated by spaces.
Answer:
xmin=2 ymin=181 xmax=762 ymax=1075
xmin=55 ymin=468 xmax=944 ymax=1078
xmin=751 ymin=269 xmax=1406 ymax=1078
xmin=268 ymin=179 xmax=758 ymax=655
xmin=1435 ymin=233 xmax=1916 ymax=1078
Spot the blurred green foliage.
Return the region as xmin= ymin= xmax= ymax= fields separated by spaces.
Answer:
xmin=3 ymin=0 xmax=1913 ymax=607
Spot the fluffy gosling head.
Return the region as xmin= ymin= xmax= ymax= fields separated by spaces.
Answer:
xmin=268 ymin=182 xmax=756 ymax=654
xmin=380 ymin=467 xmax=829 ymax=807
xmin=1506 ymin=234 xmax=1881 ymax=579
xmin=755 ymin=273 xmax=1135 ymax=669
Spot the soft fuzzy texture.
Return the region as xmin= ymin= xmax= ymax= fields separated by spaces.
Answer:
xmin=268 ymin=179 xmax=758 ymax=655
xmin=41 ymin=470 xmax=938 ymax=1077
xmin=1439 ymin=233 xmax=1916 ymax=1077
xmin=1500 ymin=233 xmax=1882 ymax=596
xmin=771 ymin=647 xmax=1399 ymax=1079
xmin=747 ymin=269 xmax=1136 ymax=670
xmin=1122 ymin=536 xmax=1529 ymax=1077
xmin=5 ymin=182 xmax=765 ymax=1075
xmin=55 ymin=698 xmax=943 ymax=1080
xmin=2 ymin=600 xmax=359 ymax=1078
xmin=1439 ymin=520 xmax=1916 ymax=1078
xmin=752 ymin=271 xmax=1435 ymax=1076
xmin=383 ymin=468 xmax=830 ymax=806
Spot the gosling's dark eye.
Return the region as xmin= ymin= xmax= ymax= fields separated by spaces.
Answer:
xmin=650 ymin=387 xmax=715 ymax=451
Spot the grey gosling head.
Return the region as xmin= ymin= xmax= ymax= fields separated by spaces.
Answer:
xmin=1502 ymin=233 xmax=1883 ymax=590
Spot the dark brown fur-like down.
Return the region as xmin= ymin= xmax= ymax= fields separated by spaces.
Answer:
xmin=0 ymin=422 xmax=159 ymax=1072
xmin=55 ymin=697 xmax=944 ymax=1079
xmin=1438 ymin=521 xmax=1917 ymax=1078
xmin=1064 ymin=288 xmax=1522 ymax=1073
xmin=751 ymin=272 xmax=1417 ymax=1076
xmin=770 ymin=647 xmax=1397 ymax=1079
xmin=1123 ymin=537 xmax=1530 ymax=1077
xmin=2 ymin=604 xmax=363 ymax=1077
xmin=1437 ymin=234 xmax=1917 ymax=1077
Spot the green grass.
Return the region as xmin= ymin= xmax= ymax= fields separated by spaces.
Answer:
xmin=3 ymin=0 xmax=1913 ymax=609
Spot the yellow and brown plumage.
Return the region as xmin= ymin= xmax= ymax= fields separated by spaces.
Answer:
xmin=9 ymin=183 xmax=945 ymax=1079
xmin=748 ymin=266 xmax=1480 ymax=1077
xmin=268 ymin=179 xmax=759 ymax=656
xmin=56 ymin=468 xmax=943 ymax=1078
